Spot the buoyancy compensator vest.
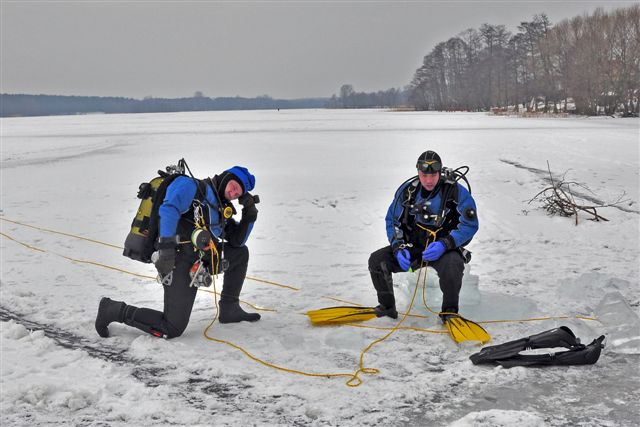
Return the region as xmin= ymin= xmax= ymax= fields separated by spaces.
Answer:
xmin=401 ymin=166 xmax=473 ymax=249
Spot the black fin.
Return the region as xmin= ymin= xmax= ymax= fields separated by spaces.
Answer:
xmin=470 ymin=326 xmax=582 ymax=365
xmin=496 ymin=335 xmax=605 ymax=368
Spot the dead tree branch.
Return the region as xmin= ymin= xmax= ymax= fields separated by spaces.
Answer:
xmin=527 ymin=161 xmax=629 ymax=225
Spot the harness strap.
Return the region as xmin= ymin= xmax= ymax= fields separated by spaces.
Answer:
xmin=404 ymin=179 xmax=457 ymax=229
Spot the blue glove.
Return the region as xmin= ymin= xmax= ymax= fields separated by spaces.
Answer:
xmin=395 ymin=249 xmax=412 ymax=271
xmin=422 ymin=241 xmax=446 ymax=262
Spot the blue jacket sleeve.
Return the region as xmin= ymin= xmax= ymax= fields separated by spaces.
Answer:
xmin=385 ymin=182 xmax=411 ymax=251
xmin=158 ymin=176 xmax=198 ymax=237
xmin=440 ymin=183 xmax=479 ymax=249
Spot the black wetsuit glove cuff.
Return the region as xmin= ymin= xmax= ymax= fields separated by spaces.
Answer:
xmin=157 ymin=236 xmax=178 ymax=250
xmin=154 ymin=237 xmax=177 ymax=276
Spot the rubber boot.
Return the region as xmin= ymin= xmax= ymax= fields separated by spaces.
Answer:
xmin=374 ymin=304 xmax=398 ymax=319
xmin=95 ymin=297 xmax=126 ymax=338
xmin=218 ymin=300 xmax=261 ymax=323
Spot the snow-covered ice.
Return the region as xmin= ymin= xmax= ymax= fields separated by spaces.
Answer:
xmin=1 ymin=110 xmax=639 ymax=426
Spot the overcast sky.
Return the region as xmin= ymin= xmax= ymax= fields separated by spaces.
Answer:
xmin=1 ymin=1 xmax=634 ymax=99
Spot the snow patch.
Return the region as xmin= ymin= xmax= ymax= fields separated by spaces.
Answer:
xmin=2 ymin=110 xmax=638 ymax=425
xmin=449 ymin=409 xmax=545 ymax=427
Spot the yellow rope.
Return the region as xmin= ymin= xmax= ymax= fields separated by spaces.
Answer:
xmin=2 ymin=218 xmax=602 ymax=387
xmin=0 ymin=208 xmax=349 ymax=380
xmin=0 ymin=217 xmax=598 ymax=322
xmin=414 ymin=226 xmax=447 ymax=317
xmin=343 ymin=322 xmax=448 ymax=334
xmin=246 ymin=276 xmax=300 ymax=291
xmin=202 ymin=292 xmax=357 ymax=381
xmin=344 ymin=231 xmax=442 ymax=387
xmin=3 ymin=224 xmax=360 ymax=381
xmin=479 ymin=315 xmax=598 ymax=324
xmin=201 ymin=254 xmax=357 ymax=382
xmin=0 ymin=230 xmax=274 ymax=312
xmin=0 ymin=217 xmax=299 ymax=291
xmin=59 ymin=257 xmax=157 ymax=280
xmin=322 ymin=296 xmax=364 ymax=306
xmin=345 ymin=266 xmax=422 ymax=386
xmin=1 ymin=219 xmax=445 ymax=386
xmin=1 ymin=217 xmax=122 ymax=249
xmin=0 ymin=231 xmax=46 ymax=253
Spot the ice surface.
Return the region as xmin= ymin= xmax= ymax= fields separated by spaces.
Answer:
xmin=1 ymin=110 xmax=638 ymax=426
xmin=448 ymin=409 xmax=546 ymax=427
xmin=395 ymin=265 xmax=539 ymax=322
xmin=595 ymin=291 xmax=640 ymax=354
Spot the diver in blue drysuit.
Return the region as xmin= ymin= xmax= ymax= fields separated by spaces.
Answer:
xmin=95 ymin=166 xmax=260 ymax=338
xmin=369 ymin=151 xmax=479 ymax=320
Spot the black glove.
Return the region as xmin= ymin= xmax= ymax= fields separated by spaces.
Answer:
xmin=238 ymin=193 xmax=258 ymax=222
xmin=154 ymin=236 xmax=177 ymax=275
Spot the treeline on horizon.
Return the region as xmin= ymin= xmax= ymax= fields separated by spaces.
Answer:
xmin=326 ymin=85 xmax=408 ymax=109
xmin=0 ymin=93 xmax=328 ymax=117
xmin=2 ymin=6 xmax=637 ymax=118
xmin=407 ymin=5 xmax=639 ymax=116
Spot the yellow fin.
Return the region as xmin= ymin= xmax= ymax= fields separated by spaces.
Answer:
xmin=306 ymin=306 xmax=377 ymax=325
xmin=444 ymin=315 xmax=490 ymax=344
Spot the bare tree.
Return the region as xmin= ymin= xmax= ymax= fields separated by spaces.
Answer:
xmin=408 ymin=6 xmax=638 ymax=116
xmin=339 ymin=84 xmax=354 ymax=108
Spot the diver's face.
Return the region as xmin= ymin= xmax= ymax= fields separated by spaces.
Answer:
xmin=418 ymin=170 xmax=440 ymax=191
xmin=224 ymin=180 xmax=243 ymax=200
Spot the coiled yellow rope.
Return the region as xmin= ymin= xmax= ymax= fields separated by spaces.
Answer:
xmin=0 ymin=223 xmax=388 ymax=383
xmin=345 ymin=230 xmax=441 ymax=387
xmin=202 ymin=286 xmax=357 ymax=381
xmin=1 ymin=217 xmax=599 ymax=387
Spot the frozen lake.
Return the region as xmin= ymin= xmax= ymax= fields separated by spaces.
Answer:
xmin=1 ymin=109 xmax=639 ymax=426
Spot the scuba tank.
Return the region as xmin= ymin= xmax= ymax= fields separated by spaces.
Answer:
xmin=123 ymin=160 xmax=187 ymax=263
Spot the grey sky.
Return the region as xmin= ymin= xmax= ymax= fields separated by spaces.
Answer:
xmin=1 ymin=0 xmax=634 ymax=99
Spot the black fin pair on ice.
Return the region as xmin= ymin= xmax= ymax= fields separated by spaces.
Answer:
xmin=470 ymin=326 xmax=605 ymax=367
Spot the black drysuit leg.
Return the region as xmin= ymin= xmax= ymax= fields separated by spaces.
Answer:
xmin=428 ymin=250 xmax=465 ymax=312
xmin=123 ymin=251 xmax=198 ymax=338
xmin=369 ymin=246 xmax=465 ymax=313
xmin=368 ymin=246 xmax=403 ymax=309
xmin=217 ymin=245 xmax=260 ymax=323
xmin=219 ymin=245 xmax=249 ymax=303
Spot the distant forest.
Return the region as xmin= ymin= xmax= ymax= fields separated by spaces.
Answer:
xmin=0 ymin=94 xmax=328 ymax=117
xmin=326 ymin=86 xmax=408 ymax=109
xmin=408 ymin=5 xmax=639 ymax=115
xmin=334 ymin=5 xmax=639 ymax=116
